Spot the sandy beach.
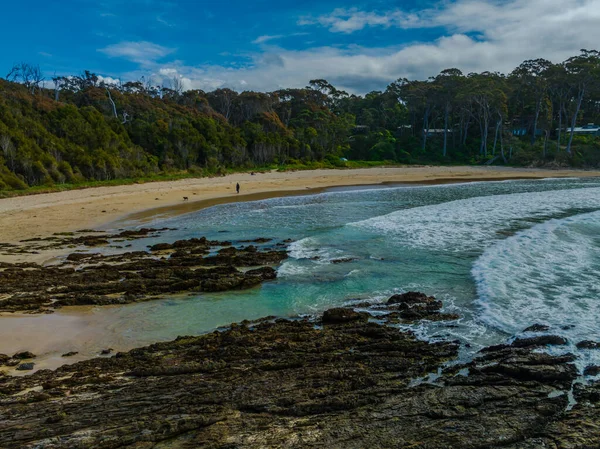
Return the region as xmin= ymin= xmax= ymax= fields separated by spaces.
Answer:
xmin=1 ymin=166 xmax=600 ymax=257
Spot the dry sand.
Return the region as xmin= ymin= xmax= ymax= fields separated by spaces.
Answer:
xmin=1 ymin=166 xmax=599 ymax=262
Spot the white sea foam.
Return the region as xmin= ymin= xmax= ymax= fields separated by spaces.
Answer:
xmin=473 ymin=210 xmax=600 ymax=371
xmin=287 ymin=238 xmax=318 ymax=260
xmin=350 ymin=186 xmax=600 ymax=252
xmin=288 ymin=237 xmax=350 ymax=263
xmin=276 ymin=262 xmax=309 ymax=277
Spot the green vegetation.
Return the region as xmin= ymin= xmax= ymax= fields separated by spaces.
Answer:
xmin=1 ymin=50 xmax=600 ymax=194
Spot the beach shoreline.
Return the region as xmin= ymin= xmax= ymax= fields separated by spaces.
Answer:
xmin=1 ymin=166 xmax=599 ymax=262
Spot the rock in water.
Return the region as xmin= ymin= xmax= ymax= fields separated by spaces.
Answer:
xmin=511 ymin=335 xmax=568 ymax=348
xmin=523 ymin=323 xmax=551 ymax=333
xmin=576 ymin=340 xmax=600 ymax=350
xmin=12 ymin=351 xmax=36 ymax=360
xmin=322 ymin=308 xmax=369 ymax=324
xmin=386 ymin=291 xmax=458 ymax=321
xmin=15 ymin=362 xmax=35 ymax=371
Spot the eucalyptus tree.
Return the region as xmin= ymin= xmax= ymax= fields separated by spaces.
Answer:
xmin=391 ymin=78 xmax=439 ymax=151
xmin=206 ymin=88 xmax=238 ymax=121
xmin=433 ymin=68 xmax=464 ymax=156
xmin=464 ymin=72 xmax=508 ymax=157
xmin=510 ymin=59 xmax=552 ymax=145
xmin=564 ymin=50 xmax=600 ymax=154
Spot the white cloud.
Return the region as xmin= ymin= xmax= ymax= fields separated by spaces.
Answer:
xmin=118 ymin=0 xmax=600 ymax=94
xmin=99 ymin=41 xmax=175 ymax=66
xmin=97 ymin=75 xmax=120 ymax=85
xmin=252 ymin=35 xmax=284 ymax=44
xmin=299 ymin=7 xmax=422 ymax=33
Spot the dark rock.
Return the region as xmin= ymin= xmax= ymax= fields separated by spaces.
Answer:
xmin=330 ymin=258 xmax=357 ymax=264
xmin=15 ymin=362 xmax=35 ymax=371
xmin=100 ymin=349 xmax=113 ymax=355
xmin=523 ymin=324 xmax=551 ymax=333
xmin=576 ymin=340 xmax=600 ymax=350
xmin=322 ymin=308 xmax=369 ymax=324
xmin=0 ymin=236 xmax=287 ymax=313
xmin=388 ymin=291 xmax=435 ymax=305
xmin=61 ymin=352 xmax=79 ymax=357
xmin=584 ymin=365 xmax=600 ymax=376
xmin=0 ymin=314 xmax=592 ymax=449
xmin=149 ymin=243 xmax=173 ymax=251
xmin=66 ymin=253 xmax=93 ymax=262
xmin=0 ymin=354 xmax=9 ymax=365
xmin=512 ymin=335 xmax=568 ymax=348
xmin=12 ymin=351 xmax=36 ymax=360
xmin=239 ymin=238 xmax=272 ymax=243
xmin=386 ymin=291 xmax=447 ymax=321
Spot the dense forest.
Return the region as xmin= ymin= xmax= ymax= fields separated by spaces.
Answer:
xmin=0 ymin=50 xmax=600 ymax=190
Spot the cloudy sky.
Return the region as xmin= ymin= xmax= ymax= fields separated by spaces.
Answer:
xmin=2 ymin=0 xmax=600 ymax=94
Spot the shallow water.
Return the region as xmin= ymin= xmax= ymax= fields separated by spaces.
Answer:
xmin=3 ymin=177 xmax=600 ymax=374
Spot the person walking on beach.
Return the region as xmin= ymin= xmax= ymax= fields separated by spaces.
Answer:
xmin=236 ymin=183 xmax=240 ymax=194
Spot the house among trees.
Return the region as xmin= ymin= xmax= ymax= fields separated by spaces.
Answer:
xmin=424 ymin=129 xmax=453 ymax=137
xmin=353 ymin=125 xmax=370 ymax=134
xmin=512 ymin=127 xmax=543 ymax=137
xmin=558 ymin=124 xmax=600 ymax=137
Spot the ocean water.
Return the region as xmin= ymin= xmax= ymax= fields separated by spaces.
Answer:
xmin=5 ymin=177 xmax=600 ymax=373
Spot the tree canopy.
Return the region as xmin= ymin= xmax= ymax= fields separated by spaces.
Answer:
xmin=1 ymin=50 xmax=600 ymax=191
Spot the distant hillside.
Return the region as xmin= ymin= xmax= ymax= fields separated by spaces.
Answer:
xmin=1 ymin=50 xmax=599 ymax=191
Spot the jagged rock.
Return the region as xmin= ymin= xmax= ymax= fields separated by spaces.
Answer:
xmin=66 ymin=253 xmax=94 ymax=262
xmin=0 ymin=312 xmax=592 ymax=449
xmin=0 ymin=354 xmax=9 ymax=365
xmin=583 ymin=365 xmax=600 ymax=376
xmin=148 ymin=242 xmax=173 ymax=251
xmin=12 ymin=351 xmax=36 ymax=360
xmin=61 ymin=352 xmax=79 ymax=357
xmin=512 ymin=335 xmax=568 ymax=348
xmin=322 ymin=308 xmax=369 ymax=324
xmin=576 ymin=340 xmax=600 ymax=350
xmin=331 ymin=258 xmax=357 ymax=264
xmin=0 ymin=237 xmax=287 ymax=313
xmin=385 ymin=291 xmax=452 ymax=321
xmin=15 ymin=362 xmax=35 ymax=371
xmin=388 ymin=291 xmax=436 ymax=305
xmin=523 ymin=323 xmax=551 ymax=333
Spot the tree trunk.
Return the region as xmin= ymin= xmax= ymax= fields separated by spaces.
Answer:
xmin=422 ymin=106 xmax=430 ymax=152
xmin=492 ymin=119 xmax=501 ymax=155
xmin=443 ymin=103 xmax=449 ymax=157
xmin=106 ymin=89 xmax=118 ymax=118
xmin=566 ymin=87 xmax=585 ymax=155
xmin=556 ymin=101 xmax=563 ymax=153
xmin=463 ymin=118 xmax=469 ymax=146
xmin=531 ymin=98 xmax=541 ymax=146
xmin=500 ymin=126 xmax=507 ymax=163
xmin=478 ymin=120 xmax=484 ymax=155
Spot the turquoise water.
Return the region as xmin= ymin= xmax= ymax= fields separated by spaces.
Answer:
xmin=6 ymin=177 xmax=600 ymax=373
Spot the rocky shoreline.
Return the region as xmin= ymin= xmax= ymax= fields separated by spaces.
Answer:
xmin=0 ymin=232 xmax=288 ymax=314
xmin=1 ymin=292 xmax=599 ymax=448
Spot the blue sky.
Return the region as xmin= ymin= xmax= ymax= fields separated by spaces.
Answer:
xmin=2 ymin=0 xmax=600 ymax=94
